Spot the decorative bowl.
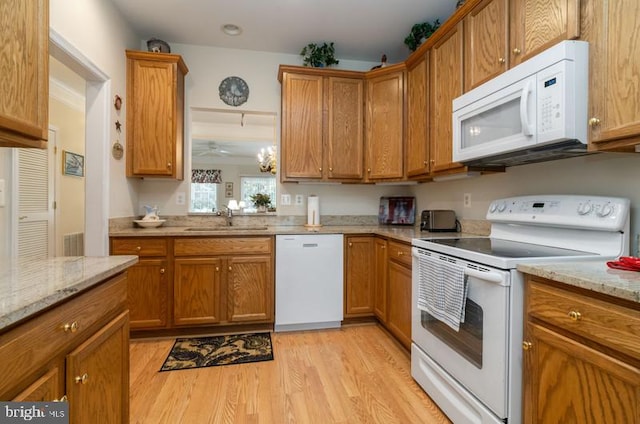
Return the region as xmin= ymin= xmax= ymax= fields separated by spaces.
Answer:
xmin=146 ymin=38 xmax=171 ymax=53
xmin=134 ymin=219 xmax=166 ymax=228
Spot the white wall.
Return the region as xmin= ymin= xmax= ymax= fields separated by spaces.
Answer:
xmin=411 ymin=152 xmax=640 ymax=255
xmin=50 ymin=0 xmax=141 ymax=219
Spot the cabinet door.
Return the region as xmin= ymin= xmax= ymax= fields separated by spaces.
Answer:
xmin=12 ymin=367 xmax=62 ymax=402
xmin=326 ymin=77 xmax=365 ymax=180
xmin=127 ymin=259 xmax=168 ymax=329
xmin=174 ymin=257 xmax=222 ymax=326
xmin=344 ymin=236 xmax=375 ymax=317
xmin=281 ymin=73 xmax=324 ymax=179
xmin=406 ymin=54 xmax=430 ymax=178
xmin=523 ymin=322 xmax=640 ymax=424
xmin=510 ymin=0 xmax=580 ymax=65
xmin=366 ymin=71 xmax=405 ymax=180
xmin=373 ymin=238 xmax=388 ymax=322
xmin=387 ymin=261 xmax=412 ymax=350
xmin=582 ymin=0 xmax=640 ymax=148
xmin=227 ymin=255 xmax=274 ymax=322
xmin=430 ymin=23 xmax=465 ymax=173
xmin=126 ymin=52 xmax=186 ymax=179
xmin=66 ymin=312 xmax=129 ymax=424
xmin=465 ymin=0 xmax=509 ymax=90
xmin=0 ymin=0 xmax=49 ymax=148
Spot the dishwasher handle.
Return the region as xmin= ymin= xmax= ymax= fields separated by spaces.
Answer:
xmin=303 ymin=243 xmax=319 ymax=248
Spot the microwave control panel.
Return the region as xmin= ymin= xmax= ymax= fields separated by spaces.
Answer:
xmin=537 ymin=61 xmax=566 ymax=137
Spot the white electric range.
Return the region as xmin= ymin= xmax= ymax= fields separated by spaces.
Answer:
xmin=411 ymin=194 xmax=630 ymax=424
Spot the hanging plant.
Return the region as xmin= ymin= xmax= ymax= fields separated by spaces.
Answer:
xmin=300 ymin=42 xmax=340 ymax=67
xmin=404 ymin=20 xmax=441 ymax=52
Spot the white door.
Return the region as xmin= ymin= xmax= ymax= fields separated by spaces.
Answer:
xmin=13 ymin=129 xmax=56 ymax=258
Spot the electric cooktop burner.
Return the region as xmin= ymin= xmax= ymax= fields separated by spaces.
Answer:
xmin=425 ymin=237 xmax=592 ymax=259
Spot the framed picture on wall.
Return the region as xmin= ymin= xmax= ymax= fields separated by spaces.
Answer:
xmin=225 ymin=182 xmax=233 ymax=190
xmin=225 ymin=182 xmax=233 ymax=198
xmin=63 ymin=151 xmax=84 ymax=177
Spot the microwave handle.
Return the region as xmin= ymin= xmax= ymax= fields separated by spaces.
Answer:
xmin=520 ymin=80 xmax=534 ymax=136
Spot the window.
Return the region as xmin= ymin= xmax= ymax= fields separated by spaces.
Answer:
xmin=190 ymin=183 xmax=218 ymax=213
xmin=240 ymin=176 xmax=277 ymax=212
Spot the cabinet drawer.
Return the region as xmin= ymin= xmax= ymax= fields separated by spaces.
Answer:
xmin=0 ymin=273 xmax=127 ymax=398
xmin=388 ymin=241 xmax=412 ymax=267
xmin=528 ymin=279 xmax=640 ymax=360
xmin=111 ymin=237 xmax=168 ymax=256
xmin=174 ymin=237 xmax=273 ymax=256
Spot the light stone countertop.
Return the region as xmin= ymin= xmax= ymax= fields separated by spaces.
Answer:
xmin=0 ymin=255 xmax=138 ymax=331
xmin=518 ymin=261 xmax=640 ymax=304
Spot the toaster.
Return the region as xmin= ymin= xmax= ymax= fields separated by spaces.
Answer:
xmin=420 ymin=210 xmax=459 ymax=232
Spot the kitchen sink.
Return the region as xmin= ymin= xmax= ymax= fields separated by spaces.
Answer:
xmin=183 ymin=226 xmax=268 ymax=231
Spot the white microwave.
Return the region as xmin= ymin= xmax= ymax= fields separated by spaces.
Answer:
xmin=452 ymin=40 xmax=589 ymax=167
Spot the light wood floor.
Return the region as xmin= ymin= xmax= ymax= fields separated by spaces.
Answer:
xmin=130 ymin=324 xmax=451 ymax=424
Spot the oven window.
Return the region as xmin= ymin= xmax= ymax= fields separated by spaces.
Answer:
xmin=421 ymin=298 xmax=483 ymax=368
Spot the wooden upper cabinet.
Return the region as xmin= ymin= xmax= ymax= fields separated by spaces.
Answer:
xmin=430 ymin=22 xmax=465 ymax=173
xmin=280 ymin=67 xmax=365 ymax=181
xmin=365 ymin=65 xmax=406 ymax=180
xmin=0 ymin=0 xmax=49 ymax=148
xmin=281 ymin=72 xmax=324 ymax=179
xmin=464 ymin=0 xmax=509 ymax=90
xmin=406 ymin=53 xmax=430 ymax=178
xmin=510 ymin=0 xmax=580 ymax=66
xmin=126 ymin=50 xmax=188 ymax=179
xmin=582 ymin=0 xmax=640 ymax=150
xmin=326 ymin=77 xmax=365 ymax=180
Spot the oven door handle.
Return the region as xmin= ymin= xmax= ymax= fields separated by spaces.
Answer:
xmin=464 ymin=268 xmax=506 ymax=285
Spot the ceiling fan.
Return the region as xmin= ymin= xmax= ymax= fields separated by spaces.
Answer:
xmin=193 ymin=141 xmax=231 ymax=157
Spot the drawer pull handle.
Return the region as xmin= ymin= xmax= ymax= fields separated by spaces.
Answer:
xmin=398 ymin=251 xmax=404 ymax=256
xmin=53 ymin=395 xmax=68 ymax=402
xmin=568 ymin=311 xmax=582 ymax=321
xmin=75 ymin=373 xmax=89 ymax=385
xmin=522 ymin=341 xmax=533 ymax=351
xmin=63 ymin=322 xmax=79 ymax=333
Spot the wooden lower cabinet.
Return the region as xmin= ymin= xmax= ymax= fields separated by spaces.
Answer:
xmin=0 ymin=273 xmax=129 ymax=423
xmin=385 ymin=241 xmax=412 ymax=350
xmin=523 ymin=276 xmax=640 ymax=423
xmin=344 ymin=236 xmax=375 ymax=317
xmin=173 ymin=237 xmax=275 ymax=326
xmin=174 ymin=257 xmax=223 ymax=326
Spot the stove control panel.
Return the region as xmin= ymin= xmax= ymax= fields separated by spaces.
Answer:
xmin=487 ymin=195 xmax=630 ymax=231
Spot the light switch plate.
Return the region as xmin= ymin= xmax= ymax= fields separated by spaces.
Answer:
xmin=281 ymin=194 xmax=291 ymax=205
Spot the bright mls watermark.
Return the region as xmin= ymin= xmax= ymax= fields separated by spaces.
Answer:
xmin=0 ymin=403 xmax=68 ymax=424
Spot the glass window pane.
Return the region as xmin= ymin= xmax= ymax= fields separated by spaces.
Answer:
xmin=190 ymin=183 xmax=218 ymax=213
xmin=240 ymin=176 xmax=276 ymax=212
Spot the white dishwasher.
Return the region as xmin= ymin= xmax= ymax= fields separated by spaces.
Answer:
xmin=275 ymin=234 xmax=343 ymax=332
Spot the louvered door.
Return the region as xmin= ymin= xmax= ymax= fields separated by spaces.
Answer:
xmin=16 ymin=128 xmax=54 ymax=258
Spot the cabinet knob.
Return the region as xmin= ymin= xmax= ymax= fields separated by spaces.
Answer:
xmin=522 ymin=341 xmax=533 ymax=351
xmin=430 ymin=159 xmax=435 ymax=164
xmin=398 ymin=251 xmax=404 ymax=256
xmin=498 ymin=57 xmax=505 ymax=64
xmin=329 ymin=167 xmax=333 ymax=172
xmin=319 ymin=167 xmax=322 ymax=172
xmin=167 ymin=163 xmax=172 ymax=169
xmin=588 ymin=117 xmax=601 ymax=127
xmin=136 ymin=246 xmax=141 ymax=251
xmin=568 ymin=310 xmax=582 ymax=321
xmin=215 ymin=266 xmax=220 ymax=272
xmin=423 ymin=160 xmax=428 ymax=166
xmin=160 ymin=268 xmax=165 ymax=274
xmin=63 ymin=321 xmax=79 ymax=333
xmin=381 ymin=245 xmax=386 ymax=249
xmin=228 ymin=266 xmax=232 ymax=271
xmin=53 ymin=395 xmax=68 ymax=402
xmin=75 ymin=373 xmax=89 ymax=385
xmin=512 ymin=48 xmax=521 ymax=55
xmin=348 ymin=242 xmax=353 ymax=247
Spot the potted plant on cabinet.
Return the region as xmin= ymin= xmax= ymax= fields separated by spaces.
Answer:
xmin=404 ymin=20 xmax=441 ymax=52
xmin=300 ymin=42 xmax=340 ymax=67
xmin=250 ymin=193 xmax=271 ymax=212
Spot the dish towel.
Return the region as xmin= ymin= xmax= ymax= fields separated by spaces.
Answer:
xmin=417 ymin=253 xmax=469 ymax=331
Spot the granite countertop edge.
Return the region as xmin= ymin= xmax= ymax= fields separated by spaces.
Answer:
xmin=518 ymin=261 xmax=640 ymax=304
xmin=0 ymin=255 xmax=139 ymax=332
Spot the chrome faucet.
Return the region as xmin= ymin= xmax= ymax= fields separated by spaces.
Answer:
xmin=223 ymin=206 xmax=233 ymax=226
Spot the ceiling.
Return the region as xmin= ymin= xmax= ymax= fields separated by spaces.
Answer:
xmin=110 ymin=0 xmax=458 ymax=64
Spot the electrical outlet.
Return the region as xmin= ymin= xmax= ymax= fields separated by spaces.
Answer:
xmin=463 ymin=193 xmax=471 ymax=208
xmin=281 ymin=194 xmax=291 ymax=205
xmin=176 ymin=192 xmax=185 ymax=205
xmin=295 ymin=195 xmax=304 ymax=206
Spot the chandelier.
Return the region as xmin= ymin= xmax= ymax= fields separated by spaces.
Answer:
xmin=257 ymin=146 xmax=277 ymax=174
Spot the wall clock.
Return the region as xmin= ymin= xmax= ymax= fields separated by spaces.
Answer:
xmin=219 ymin=76 xmax=249 ymax=107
